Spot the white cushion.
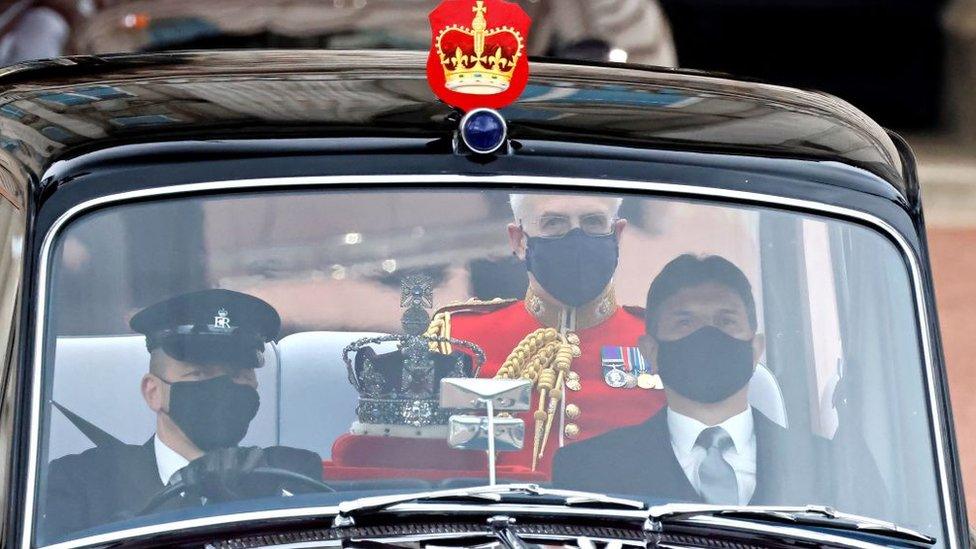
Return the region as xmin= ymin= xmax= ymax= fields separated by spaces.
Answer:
xmin=276 ymin=331 xmax=395 ymax=459
xmin=749 ymin=363 xmax=789 ymax=428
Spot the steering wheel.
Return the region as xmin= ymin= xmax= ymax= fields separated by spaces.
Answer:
xmin=140 ymin=466 xmax=336 ymax=515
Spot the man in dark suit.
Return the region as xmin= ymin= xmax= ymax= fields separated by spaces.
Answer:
xmin=552 ymin=254 xmax=886 ymax=511
xmin=40 ymin=289 xmax=324 ymax=543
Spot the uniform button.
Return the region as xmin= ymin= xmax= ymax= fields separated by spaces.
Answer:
xmin=564 ymin=423 xmax=580 ymax=439
xmin=565 ymin=403 xmax=581 ymax=420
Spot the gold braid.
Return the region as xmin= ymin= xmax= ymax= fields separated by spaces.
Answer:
xmin=424 ymin=311 xmax=452 ymax=354
xmin=494 ymin=328 xmax=579 ymax=470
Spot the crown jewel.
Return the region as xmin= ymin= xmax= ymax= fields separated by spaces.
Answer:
xmin=436 ymin=0 xmax=525 ymax=95
xmin=343 ymin=274 xmax=486 ymax=433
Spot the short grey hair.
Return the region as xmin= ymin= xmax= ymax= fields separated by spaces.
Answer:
xmin=509 ymin=193 xmax=623 ymax=222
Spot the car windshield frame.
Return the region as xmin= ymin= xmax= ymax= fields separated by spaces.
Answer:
xmin=21 ymin=174 xmax=956 ymax=549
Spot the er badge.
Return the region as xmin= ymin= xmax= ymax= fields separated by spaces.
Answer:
xmin=211 ymin=307 xmax=232 ymax=330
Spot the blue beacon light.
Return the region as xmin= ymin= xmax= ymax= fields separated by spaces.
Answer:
xmin=459 ymin=108 xmax=508 ymax=155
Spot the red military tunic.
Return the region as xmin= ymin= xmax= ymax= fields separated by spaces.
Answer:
xmin=445 ymin=288 xmax=667 ymax=474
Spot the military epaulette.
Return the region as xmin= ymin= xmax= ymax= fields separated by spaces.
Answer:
xmin=423 ymin=297 xmax=517 ymax=356
xmin=433 ymin=297 xmax=518 ymax=316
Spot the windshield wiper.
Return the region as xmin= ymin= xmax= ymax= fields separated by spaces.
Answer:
xmin=489 ymin=515 xmax=531 ymax=549
xmin=645 ymin=504 xmax=936 ymax=545
xmin=332 ymin=483 xmax=645 ymax=527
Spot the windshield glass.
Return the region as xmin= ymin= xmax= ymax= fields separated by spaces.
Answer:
xmin=33 ymin=184 xmax=941 ymax=547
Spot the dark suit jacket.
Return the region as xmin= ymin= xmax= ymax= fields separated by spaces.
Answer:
xmin=552 ymin=409 xmax=887 ymax=512
xmin=40 ymin=439 xmax=323 ymax=543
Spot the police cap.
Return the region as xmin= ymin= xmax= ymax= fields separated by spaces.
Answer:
xmin=129 ymin=289 xmax=281 ymax=369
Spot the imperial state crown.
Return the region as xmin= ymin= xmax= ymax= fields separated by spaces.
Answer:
xmin=343 ymin=274 xmax=486 ymax=436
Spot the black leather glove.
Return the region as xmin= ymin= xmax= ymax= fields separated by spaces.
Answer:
xmin=169 ymin=446 xmax=268 ymax=500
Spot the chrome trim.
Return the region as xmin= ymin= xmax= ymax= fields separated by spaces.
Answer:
xmin=37 ymin=503 xmax=905 ymax=549
xmin=332 ymin=483 xmax=646 ymax=527
xmin=23 ymin=174 xmax=954 ymax=549
xmin=459 ymin=108 xmax=508 ymax=155
xmin=360 ymin=531 xmax=641 ymax=547
xmin=682 ymin=515 xmax=899 ymax=549
xmin=38 ymin=503 xmax=650 ymax=549
xmin=646 ymin=503 xmax=934 ymax=543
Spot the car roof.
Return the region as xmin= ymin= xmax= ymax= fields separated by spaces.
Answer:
xmin=0 ymin=49 xmax=908 ymax=201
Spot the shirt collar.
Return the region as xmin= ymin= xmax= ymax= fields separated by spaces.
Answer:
xmin=153 ymin=434 xmax=190 ymax=485
xmin=667 ymin=406 xmax=754 ymax=454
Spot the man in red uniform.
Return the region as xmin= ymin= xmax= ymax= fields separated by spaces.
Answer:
xmin=432 ymin=193 xmax=667 ymax=473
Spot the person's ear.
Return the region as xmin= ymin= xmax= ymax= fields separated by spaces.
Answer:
xmin=233 ymin=367 xmax=259 ymax=388
xmin=507 ymin=222 xmax=528 ymax=260
xmin=638 ymin=333 xmax=659 ymax=372
xmin=613 ymin=218 xmax=627 ymax=240
xmin=141 ymin=373 xmax=166 ymax=413
xmin=751 ymin=332 xmax=766 ymax=365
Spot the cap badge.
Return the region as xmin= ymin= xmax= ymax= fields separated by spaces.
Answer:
xmin=212 ymin=307 xmax=232 ymax=330
xmin=427 ymin=0 xmax=531 ymax=112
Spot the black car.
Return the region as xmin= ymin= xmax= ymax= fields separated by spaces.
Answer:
xmin=0 ymin=49 xmax=959 ymax=549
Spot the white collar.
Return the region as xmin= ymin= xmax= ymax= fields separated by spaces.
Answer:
xmin=153 ymin=434 xmax=190 ymax=485
xmin=667 ymin=406 xmax=754 ymax=454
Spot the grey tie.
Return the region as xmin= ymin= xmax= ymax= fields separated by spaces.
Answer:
xmin=695 ymin=426 xmax=738 ymax=505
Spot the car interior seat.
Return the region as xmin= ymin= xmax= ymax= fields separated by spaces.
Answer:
xmin=47 ymin=335 xmax=280 ymax=461
xmin=276 ymin=331 xmax=394 ymax=459
xmin=750 ymin=363 xmax=788 ymax=428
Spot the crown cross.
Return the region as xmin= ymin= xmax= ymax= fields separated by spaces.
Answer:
xmin=473 ymin=1 xmax=487 ymax=24
xmin=436 ymin=0 xmax=525 ymax=96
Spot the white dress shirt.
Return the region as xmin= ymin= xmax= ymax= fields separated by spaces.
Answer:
xmin=667 ymin=406 xmax=757 ymax=505
xmin=153 ymin=435 xmax=190 ymax=485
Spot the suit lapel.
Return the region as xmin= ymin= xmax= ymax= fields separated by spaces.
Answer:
xmin=752 ymin=410 xmax=813 ymax=504
xmin=640 ymin=411 xmax=702 ymax=503
xmin=123 ymin=439 xmax=165 ymax=512
xmin=752 ymin=410 xmax=776 ymax=503
xmin=90 ymin=438 xmax=167 ymax=524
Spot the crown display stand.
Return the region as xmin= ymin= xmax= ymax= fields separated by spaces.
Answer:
xmin=440 ymin=378 xmax=531 ymax=485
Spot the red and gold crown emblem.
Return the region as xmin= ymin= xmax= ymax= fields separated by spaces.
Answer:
xmin=427 ymin=0 xmax=531 ymax=112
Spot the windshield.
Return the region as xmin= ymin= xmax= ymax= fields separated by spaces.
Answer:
xmin=32 ymin=183 xmax=941 ymax=547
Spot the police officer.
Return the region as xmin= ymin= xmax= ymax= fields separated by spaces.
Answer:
xmin=426 ymin=193 xmax=666 ymax=472
xmin=41 ymin=289 xmax=324 ymax=541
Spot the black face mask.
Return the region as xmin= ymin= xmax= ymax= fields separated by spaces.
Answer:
xmin=162 ymin=375 xmax=260 ymax=451
xmin=525 ymin=228 xmax=619 ymax=307
xmin=656 ymin=326 xmax=755 ymax=404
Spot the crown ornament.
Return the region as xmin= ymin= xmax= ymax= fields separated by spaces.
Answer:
xmin=343 ymin=274 xmax=486 ymax=435
xmin=436 ymin=0 xmax=525 ymax=95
